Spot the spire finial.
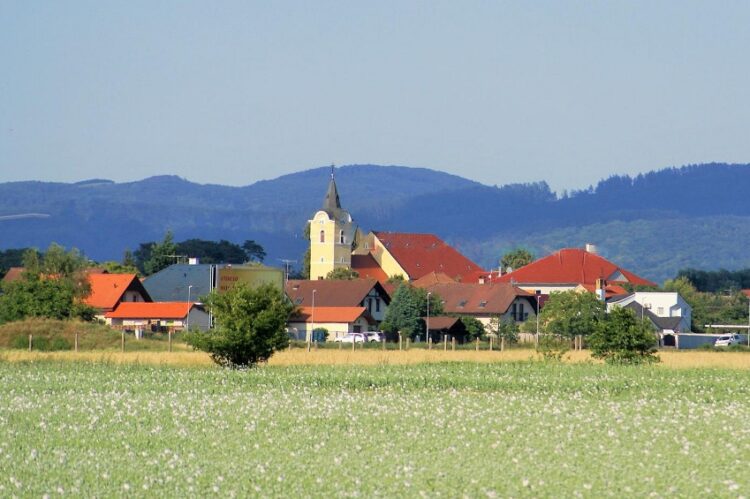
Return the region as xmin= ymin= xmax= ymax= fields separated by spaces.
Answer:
xmin=331 ymin=163 xmax=335 ymax=179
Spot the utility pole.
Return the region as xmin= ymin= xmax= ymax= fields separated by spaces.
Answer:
xmin=278 ymin=259 xmax=297 ymax=282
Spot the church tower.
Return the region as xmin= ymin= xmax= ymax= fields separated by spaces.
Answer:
xmin=309 ymin=167 xmax=355 ymax=280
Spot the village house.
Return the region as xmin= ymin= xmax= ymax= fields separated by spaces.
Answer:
xmin=287 ymin=306 xmax=376 ymax=341
xmin=494 ymin=245 xmax=656 ymax=295
xmin=84 ymin=273 xmax=152 ymax=320
xmin=414 ymin=276 xmax=538 ymax=328
xmin=285 ymin=278 xmax=391 ymax=323
xmin=105 ymin=302 xmax=210 ymax=333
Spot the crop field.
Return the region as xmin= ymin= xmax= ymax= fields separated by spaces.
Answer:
xmin=1 ymin=361 xmax=750 ymax=497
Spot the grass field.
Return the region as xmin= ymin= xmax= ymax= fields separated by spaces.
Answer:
xmin=1 ymin=360 xmax=749 ymax=496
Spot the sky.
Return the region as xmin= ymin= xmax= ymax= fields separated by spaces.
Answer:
xmin=1 ymin=1 xmax=749 ymax=192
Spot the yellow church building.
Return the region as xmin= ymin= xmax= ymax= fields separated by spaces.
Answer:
xmin=309 ymin=170 xmax=486 ymax=283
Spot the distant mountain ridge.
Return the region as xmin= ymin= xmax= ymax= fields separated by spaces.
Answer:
xmin=1 ymin=163 xmax=750 ymax=283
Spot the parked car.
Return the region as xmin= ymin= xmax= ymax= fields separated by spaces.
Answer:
xmin=365 ymin=332 xmax=383 ymax=342
xmin=334 ymin=333 xmax=366 ymax=343
xmin=714 ymin=334 xmax=742 ymax=347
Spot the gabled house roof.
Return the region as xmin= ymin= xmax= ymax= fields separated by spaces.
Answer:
xmin=373 ymin=231 xmax=485 ymax=281
xmin=495 ymin=248 xmax=656 ymax=287
xmin=1 ymin=267 xmax=24 ymax=284
xmin=105 ymin=302 xmax=198 ymax=320
xmin=424 ymin=316 xmax=461 ymax=331
xmin=350 ymin=254 xmax=390 ymax=283
xmin=285 ymin=279 xmax=391 ymax=307
xmin=290 ymin=306 xmax=374 ymax=324
xmin=86 ymin=273 xmax=152 ymax=311
xmin=418 ymin=282 xmax=535 ymax=315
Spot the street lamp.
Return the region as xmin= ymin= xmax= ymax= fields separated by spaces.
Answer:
xmin=186 ymin=285 xmax=194 ymax=331
xmin=426 ymin=292 xmax=432 ymax=345
xmin=536 ymin=291 xmax=541 ymax=341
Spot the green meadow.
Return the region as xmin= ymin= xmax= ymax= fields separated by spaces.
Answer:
xmin=1 ymin=361 xmax=749 ymax=497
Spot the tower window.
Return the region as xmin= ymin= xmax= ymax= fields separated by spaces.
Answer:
xmin=319 ymin=230 xmax=325 ymax=243
xmin=339 ymin=230 xmax=345 ymax=244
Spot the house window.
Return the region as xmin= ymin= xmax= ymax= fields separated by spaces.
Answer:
xmin=458 ymin=300 xmax=468 ymax=308
xmin=479 ymin=300 xmax=487 ymax=308
xmin=518 ymin=303 xmax=525 ymax=321
xmin=376 ymin=298 xmax=381 ymax=312
xmin=511 ymin=303 xmax=517 ymax=321
xmin=319 ymin=230 xmax=325 ymax=243
xmin=339 ymin=230 xmax=345 ymax=244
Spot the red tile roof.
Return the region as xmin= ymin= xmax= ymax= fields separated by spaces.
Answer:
xmin=742 ymin=289 xmax=750 ymax=298
xmin=373 ymin=232 xmax=485 ymax=281
xmin=350 ymin=254 xmax=390 ymax=283
xmin=1 ymin=267 xmax=24 ymax=283
xmin=578 ymin=283 xmax=630 ymax=298
xmin=105 ymin=302 xmax=197 ymax=319
xmin=420 ymin=282 xmax=534 ymax=315
xmin=291 ymin=306 xmax=372 ymax=324
xmin=285 ymin=279 xmax=390 ymax=307
xmin=85 ymin=274 xmax=152 ymax=311
xmin=495 ymin=248 xmax=656 ymax=287
xmin=412 ymin=272 xmax=458 ymax=287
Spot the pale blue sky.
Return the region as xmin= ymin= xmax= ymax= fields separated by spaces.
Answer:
xmin=1 ymin=1 xmax=749 ymax=192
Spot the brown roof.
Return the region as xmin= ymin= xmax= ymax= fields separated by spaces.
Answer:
xmin=373 ymin=232 xmax=485 ymax=281
xmin=424 ymin=316 xmax=460 ymax=331
xmin=285 ymin=279 xmax=391 ymax=307
xmin=423 ymin=282 xmax=534 ymax=315
xmin=412 ymin=272 xmax=458 ymax=287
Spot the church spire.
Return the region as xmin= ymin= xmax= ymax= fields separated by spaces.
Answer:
xmin=322 ymin=164 xmax=341 ymax=216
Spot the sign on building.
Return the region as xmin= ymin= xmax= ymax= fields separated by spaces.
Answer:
xmin=216 ymin=266 xmax=284 ymax=294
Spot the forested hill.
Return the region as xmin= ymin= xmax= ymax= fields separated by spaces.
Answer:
xmin=1 ymin=163 xmax=750 ymax=283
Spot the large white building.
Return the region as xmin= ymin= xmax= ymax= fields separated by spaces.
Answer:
xmin=607 ymin=291 xmax=692 ymax=334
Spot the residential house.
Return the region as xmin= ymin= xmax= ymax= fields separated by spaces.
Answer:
xmin=495 ymin=246 xmax=656 ymax=295
xmin=85 ymin=273 xmax=151 ymax=319
xmin=287 ymin=306 xmax=375 ymax=341
xmin=415 ymin=280 xmax=538 ymax=329
xmin=285 ymin=279 xmax=391 ymax=323
xmin=607 ymin=291 xmax=692 ymax=345
xmin=423 ymin=316 xmax=467 ymax=343
xmin=105 ymin=302 xmax=210 ymax=333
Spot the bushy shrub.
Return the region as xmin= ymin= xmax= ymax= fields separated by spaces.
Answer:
xmin=589 ymin=307 xmax=659 ymax=365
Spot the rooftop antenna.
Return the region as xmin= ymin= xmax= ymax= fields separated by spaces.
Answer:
xmin=278 ymin=259 xmax=297 ymax=282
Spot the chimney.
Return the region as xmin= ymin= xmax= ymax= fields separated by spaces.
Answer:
xmin=585 ymin=243 xmax=598 ymax=255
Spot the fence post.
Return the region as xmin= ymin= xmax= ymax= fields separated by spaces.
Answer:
xmin=352 ymin=339 xmax=356 ymax=352
xmin=501 ymin=336 xmax=505 ymax=352
xmin=28 ymin=334 xmax=32 ymax=352
xmin=406 ymin=338 xmax=410 ymax=350
xmin=443 ymin=334 xmax=447 ymax=351
xmin=383 ymin=337 xmax=386 ymax=350
xmin=168 ymin=331 xmax=173 ymax=353
xmin=476 ymin=337 xmax=479 ymax=351
xmin=75 ymin=332 xmax=79 ymax=352
xmin=399 ymin=333 xmax=403 ymax=351
xmin=489 ymin=337 xmax=493 ymax=351
xmin=121 ymin=331 xmax=125 ymax=352
xmin=452 ymin=337 xmax=456 ymax=351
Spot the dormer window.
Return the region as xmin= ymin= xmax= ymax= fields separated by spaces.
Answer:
xmin=479 ymin=301 xmax=488 ymax=308
xmin=458 ymin=300 xmax=468 ymax=307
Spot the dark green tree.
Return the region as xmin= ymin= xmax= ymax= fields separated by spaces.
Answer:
xmin=143 ymin=231 xmax=178 ymax=275
xmin=589 ymin=306 xmax=659 ymax=364
xmin=176 ymin=239 xmax=247 ymax=264
xmin=500 ymin=248 xmax=534 ymax=271
xmin=0 ymin=244 xmax=94 ymax=324
xmin=242 ymin=240 xmax=266 ymax=263
xmin=380 ymin=284 xmax=443 ymax=339
xmin=185 ymin=283 xmax=294 ymax=367
xmin=460 ymin=316 xmax=485 ymax=341
xmin=325 ymin=267 xmax=360 ymax=280
xmin=0 ymin=248 xmax=32 ymax=279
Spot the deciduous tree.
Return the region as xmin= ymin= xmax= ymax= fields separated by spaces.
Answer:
xmin=185 ymin=283 xmax=294 ymax=367
xmin=589 ymin=306 xmax=659 ymax=364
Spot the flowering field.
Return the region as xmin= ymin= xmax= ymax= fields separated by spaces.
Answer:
xmin=1 ymin=362 xmax=749 ymax=497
